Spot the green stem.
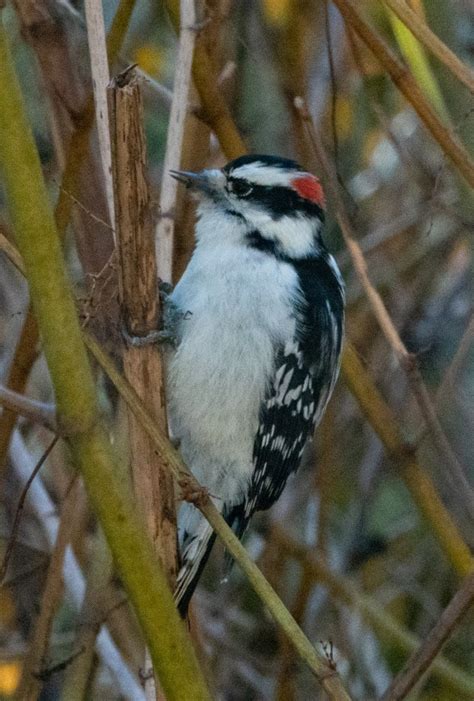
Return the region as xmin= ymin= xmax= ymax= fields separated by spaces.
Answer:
xmin=0 ymin=14 xmax=210 ymax=701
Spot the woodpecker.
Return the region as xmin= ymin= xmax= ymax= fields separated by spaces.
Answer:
xmin=166 ymin=155 xmax=345 ymax=613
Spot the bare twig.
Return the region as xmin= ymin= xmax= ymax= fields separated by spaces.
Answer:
xmin=84 ymin=0 xmax=115 ymax=225
xmin=156 ymin=0 xmax=198 ymax=281
xmin=382 ymin=0 xmax=474 ymax=95
xmin=0 ymin=385 xmax=57 ymax=433
xmin=0 ymin=307 xmax=39 ymax=475
xmin=166 ymin=0 xmax=246 ymax=159
xmin=0 ymin=436 xmax=58 ymax=584
xmin=381 ymin=572 xmax=474 ymax=701
xmin=331 ymin=0 xmax=474 ymax=190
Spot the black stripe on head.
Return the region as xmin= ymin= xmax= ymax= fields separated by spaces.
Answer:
xmin=223 ymin=154 xmax=303 ymax=173
xmin=232 ymin=180 xmax=325 ymax=220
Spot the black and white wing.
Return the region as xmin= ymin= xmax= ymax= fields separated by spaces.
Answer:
xmin=227 ymin=254 xmax=344 ymax=538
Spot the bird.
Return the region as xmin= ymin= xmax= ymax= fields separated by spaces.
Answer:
xmin=164 ymin=154 xmax=345 ymax=614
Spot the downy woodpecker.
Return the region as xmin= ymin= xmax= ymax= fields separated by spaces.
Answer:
xmin=166 ymin=155 xmax=345 ymax=612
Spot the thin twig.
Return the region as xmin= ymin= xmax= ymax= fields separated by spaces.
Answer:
xmin=84 ymin=0 xmax=115 ymax=226
xmin=156 ymin=0 xmax=198 ymax=281
xmin=54 ymin=180 xmax=115 ymax=232
xmin=331 ymin=0 xmax=474 ymax=190
xmin=0 ymin=436 xmax=58 ymax=585
xmin=382 ymin=0 xmax=474 ymax=95
xmin=0 ymin=307 xmax=39 ymax=475
xmin=325 ymin=1 xmax=339 ymax=167
xmin=381 ymin=572 xmax=474 ymax=701
xmin=0 ymin=385 xmax=57 ymax=433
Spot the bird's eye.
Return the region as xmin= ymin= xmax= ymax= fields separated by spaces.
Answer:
xmin=228 ymin=179 xmax=253 ymax=198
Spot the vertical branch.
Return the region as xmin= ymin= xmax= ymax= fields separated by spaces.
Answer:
xmin=108 ymin=69 xmax=178 ymax=698
xmin=108 ymin=67 xmax=178 ymax=578
xmin=84 ymin=0 xmax=115 ymax=224
xmin=166 ymin=0 xmax=246 ymax=160
xmin=156 ymin=0 xmax=197 ymax=282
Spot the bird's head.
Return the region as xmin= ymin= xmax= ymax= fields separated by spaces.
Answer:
xmin=171 ymin=155 xmax=326 ymax=259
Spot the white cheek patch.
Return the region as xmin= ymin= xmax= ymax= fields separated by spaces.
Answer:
xmin=257 ymin=214 xmax=321 ymax=258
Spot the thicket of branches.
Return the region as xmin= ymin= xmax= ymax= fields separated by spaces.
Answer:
xmin=0 ymin=1 xmax=473 ymax=700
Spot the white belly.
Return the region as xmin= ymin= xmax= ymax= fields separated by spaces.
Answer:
xmin=166 ymin=244 xmax=298 ymax=506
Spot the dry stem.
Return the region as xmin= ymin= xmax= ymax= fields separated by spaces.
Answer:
xmin=332 ymin=0 xmax=474 ymax=190
xmin=108 ymin=68 xmax=178 ymax=698
xmin=156 ymin=0 xmax=197 ymax=281
xmin=382 ymin=0 xmax=474 ymax=95
xmin=0 ymin=385 xmax=57 ymax=433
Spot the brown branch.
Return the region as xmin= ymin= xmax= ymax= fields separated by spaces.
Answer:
xmin=0 ymin=436 xmax=58 ymax=585
xmin=0 ymin=307 xmax=39 ymax=475
xmin=108 ymin=68 xmax=178 ymax=699
xmin=166 ymin=0 xmax=246 ymax=160
xmin=108 ymin=67 xmax=178 ymax=574
xmin=381 ymin=572 xmax=474 ymax=701
xmin=294 ymin=97 xmax=474 ymax=525
xmin=0 ymin=385 xmax=57 ymax=433
xmin=331 ymin=0 xmax=474 ymax=190
xmin=382 ymin=0 xmax=474 ymax=95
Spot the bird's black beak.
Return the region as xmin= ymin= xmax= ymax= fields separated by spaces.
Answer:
xmin=170 ymin=169 xmax=213 ymax=194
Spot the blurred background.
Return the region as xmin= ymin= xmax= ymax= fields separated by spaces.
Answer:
xmin=0 ymin=1 xmax=473 ymax=699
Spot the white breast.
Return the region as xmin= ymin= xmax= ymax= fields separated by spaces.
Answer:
xmin=166 ymin=237 xmax=298 ymax=506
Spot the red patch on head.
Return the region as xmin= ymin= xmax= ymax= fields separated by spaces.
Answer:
xmin=292 ymin=175 xmax=325 ymax=208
